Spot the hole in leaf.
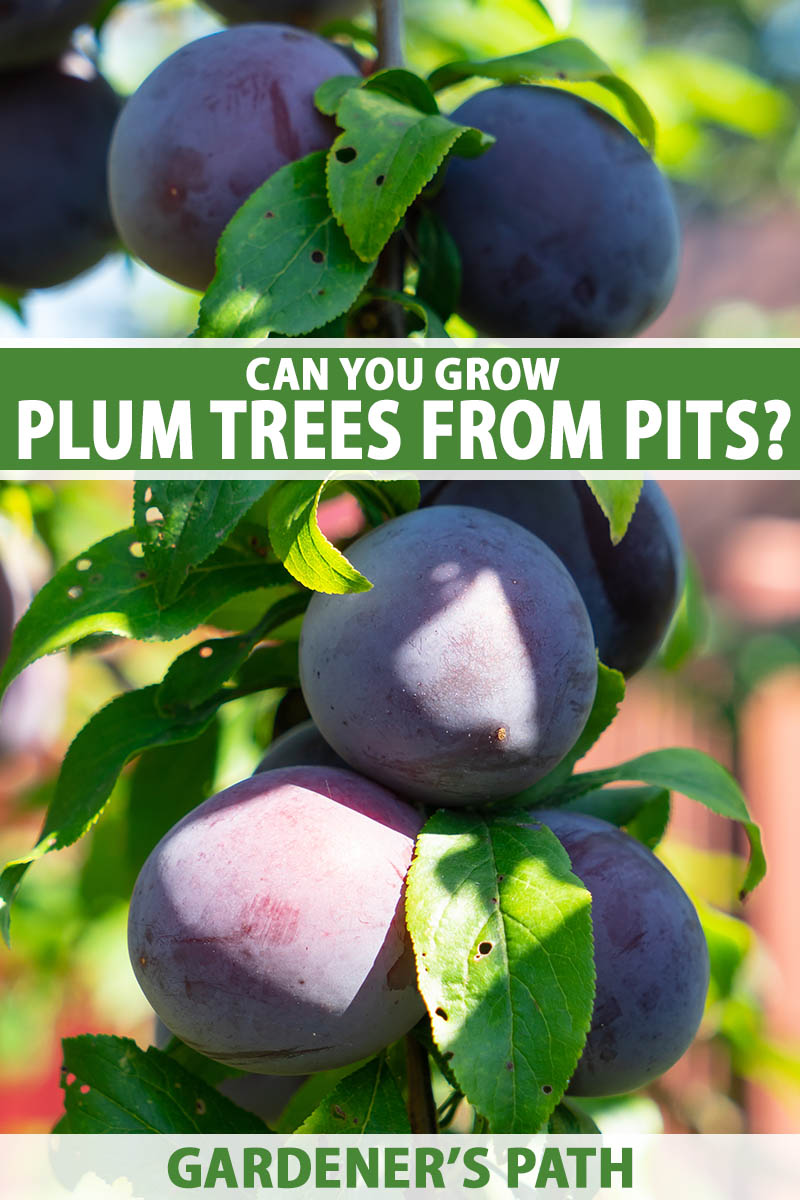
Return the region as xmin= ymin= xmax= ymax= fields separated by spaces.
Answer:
xmin=65 ymin=1073 xmax=76 ymax=1087
xmin=311 ymin=250 xmax=325 ymax=264
xmin=478 ymin=942 xmax=493 ymax=955
xmin=375 ymin=174 xmax=385 ymax=186
xmin=129 ymin=542 xmax=144 ymax=558
xmin=76 ymin=558 xmax=92 ymax=572
xmin=145 ymin=506 xmax=164 ymax=524
xmin=135 ymin=570 xmax=148 ymax=581
xmin=336 ymin=146 xmax=356 ymax=163
xmin=80 ymin=1084 xmax=90 ymax=1094
xmin=144 ymin=487 xmax=153 ymax=503
xmin=332 ymin=1104 xmax=346 ymax=1121
xmin=199 ymin=646 xmax=213 ymax=659
xmin=264 ymin=210 xmax=275 ymax=219
xmin=435 ymin=1007 xmax=448 ymax=1021
xmin=195 ymin=1099 xmax=206 ymax=1116
xmin=542 ymin=1084 xmax=552 ymax=1094
xmin=67 ymin=586 xmax=82 ymax=600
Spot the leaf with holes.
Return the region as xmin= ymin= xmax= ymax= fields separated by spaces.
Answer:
xmin=414 ymin=207 xmax=462 ymax=322
xmin=267 ymin=480 xmax=371 ymax=594
xmin=0 ymin=684 xmax=219 ymax=943
xmin=325 ymin=85 xmax=494 ymax=262
xmin=297 ymin=1057 xmax=409 ymax=1133
xmin=156 ymin=591 xmax=308 ymax=716
xmin=406 ymin=811 xmax=595 ymax=1133
xmin=554 ymin=748 xmax=765 ymax=897
xmin=196 ymin=151 xmax=376 ymax=338
xmin=0 ymin=529 xmax=291 ymax=696
xmin=133 ymin=481 xmax=269 ymax=606
xmin=428 ymin=39 xmax=656 ymax=149
xmin=60 ymin=1035 xmax=267 ymax=1133
xmin=585 ymin=479 xmax=643 ymax=544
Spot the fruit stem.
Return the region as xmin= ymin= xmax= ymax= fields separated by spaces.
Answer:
xmin=405 ymin=1034 xmax=439 ymax=1133
xmin=375 ymin=0 xmax=405 ymax=70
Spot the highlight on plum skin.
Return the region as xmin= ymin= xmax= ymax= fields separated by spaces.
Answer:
xmin=128 ymin=766 xmax=425 ymax=1075
xmin=299 ymin=505 xmax=598 ymax=807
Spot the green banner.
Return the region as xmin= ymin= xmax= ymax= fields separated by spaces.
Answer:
xmin=1 ymin=341 xmax=798 ymax=473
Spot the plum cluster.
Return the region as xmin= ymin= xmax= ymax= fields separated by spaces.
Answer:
xmin=0 ymin=3 xmax=121 ymax=291
xmin=129 ymin=488 xmax=710 ymax=1123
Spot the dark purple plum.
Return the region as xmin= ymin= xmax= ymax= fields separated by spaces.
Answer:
xmin=435 ymin=86 xmax=680 ymax=337
xmin=532 ymin=809 xmax=709 ymax=1097
xmin=299 ymin=506 xmax=597 ymax=806
xmin=107 ymin=25 xmax=358 ymax=290
xmin=254 ymin=719 xmax=346 ymax=774
xmin=129 ymin=766 xmax=424 ymax=1074
xmin=202 ymin=0 xmax=360 ymax=28
xmin=423 ymin=480 xmax=684 ymax=676
xmin=0 ymin=1 xmax=99 ymax=70
xmin=153 ymin=1018 xmax=305 ymax=1123
xmin=0 ymin=61 xmax=120 ymax=289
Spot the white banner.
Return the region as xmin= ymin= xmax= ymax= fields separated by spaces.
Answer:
xmin=0 ymin=1134 xmax=798 ymax=1198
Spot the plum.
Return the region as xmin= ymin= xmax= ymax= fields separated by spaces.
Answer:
xmin=532 ymin=808 xmax=709 ymax=1096
xmin=128 ymin=766 xmax=424 ymax=1073
xmin=435 ymin=85 xmax=680 ymax=336
xmin=0 ymin=60 xmax=120 ymax=289
xmin=422 ymin=480 xmax=684 ymax=676
xmin=254 ymin=719 xmax=346 ymax=774
xmin=107 ymin=25 xmax=358 ymax=290
xmin=299 ymin=506 xmax=597 ymax=806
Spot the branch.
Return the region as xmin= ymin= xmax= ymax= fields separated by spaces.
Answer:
xmin=375 ymin=0 xmax=405 ymax=70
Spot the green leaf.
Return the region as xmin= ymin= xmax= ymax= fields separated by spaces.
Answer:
xmin=547 ymin=1099 xmax=601 ymax=1134
xmin=347 ymin=479 xmax=420 ymax=526
xmin=133 ymin=482 xmax=269 ymax=606
xmin=360 ymin=288 xmax=449 ymax=337
xmin=297 ymin=1057 xmax=410 ymax=1133
xmin=414 ymin=207 xmax=462 ymax=322
xmin=315 ymin=73 xmax=363 ymax=116
xmin=406 ymin=811 xmax=595 ymax=1133
xmin=196 ymin=151 xmax=376 ymax=338
xmin=156 ymin=591 xmax=308 ymax=716
xmin=326 ymin=84 xmax=493 ymax=262
xmin=660 ymin=559 xmax=708 ymax=671
xmin=232 ymin=641 xmax=300 ymax=694
xmin=555 ymin=748 xmax=765 ymax=897
xmin=0 ymin=685 xmax=218 ymax=943
xmin=585 ymin=479 xmax=644 ymax=544
xmin=561 ymin=786 xmax=671 ymax=849
xmin=273 ymin=1065 xmax=365 ymax=1134
xmin=0 ymin=529 xmax=290 ymax=695
xmin=505 ymin=662 xmax=623 ymax=808
xmin=0 ymin=285 xmax=25 ymax=320
xmin=428 ymin=39 xmax=656 ymax=149
xmin=267 ymin=480 xmax=372 ymax=594
xmin=159 ymin=1034 xmax=245 ymax=1088
xmin=126 ymin=720 xmax=221 ymax=881
xmin=60 ymin=1035 xmax=267 ymax=1133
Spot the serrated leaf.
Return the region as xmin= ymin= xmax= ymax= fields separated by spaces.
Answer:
xmin=315 ymin=73 xmax=363 ymax=116
xmin=562 ymin=785 xmax=671 ymax=849
xmin=196 ymin=151 xmax=375 ymax=338
xmin=407 ymin=811 xmax=594 ymax=1133
xmin=60 ymin=1035 xmax=267 ymax=1133
xmin=267 ymin=480 xmax=371 ymax=594
xmin=555 ymin=748 xmax=765 ymax=897
xmin=585 ymin=479 xmax=643 ymax=544
xmin=0 ymin=685 xmax=218 ymax=943
xmin=428 ymin=39 xmax=656 ymax=149
xmin=133 ymin=482 xmax=269 ymax=605
xmin=297 ymin=1057 xmax=409 ymax=1134
xmin=156 ymin=591 xmax=308 ymax=716
xmin=504 ymin=662 xmax=623 ymax=809
xmin=127 ymin=720 xmax=221 ymax=881
xmin=274 ymin=1064 xmax=365 ymax=1134
xmin=326 ymin=87 xmax=493 ymax=262
xmin=415 ymin=207 xmax=462 ymax=322
xmin=361 ymin=68 xmax=440 ymax=114
xmin=0 ymin=529 xmax=290 ymax=696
